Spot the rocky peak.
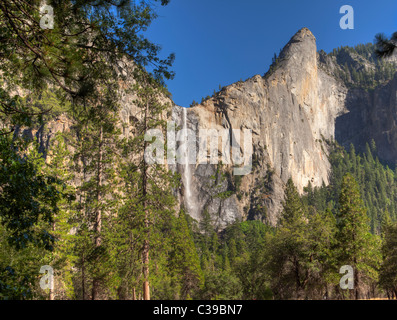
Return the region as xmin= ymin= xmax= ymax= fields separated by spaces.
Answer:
xmin=176 ymin=28 xmax=349 ymax=227
xmin=279 ymin=27 xmax=317 ymax=66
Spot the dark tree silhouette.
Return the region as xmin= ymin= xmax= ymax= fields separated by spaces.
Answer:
xmin=375 ymin=32 xmax=397 ymax=58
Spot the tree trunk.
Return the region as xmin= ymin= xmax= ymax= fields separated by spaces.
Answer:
xmin=50 ymin=221 xmax=56 ymax=300
xmin=92 ymin=125 xmax=103 ymax=300
xmin=354 ymin=264 xmax=360 ymax=300
xmin=82 ymin=253 xmax=86 ymax=300
xmin=143 ymin=278 xmax=150 ymax=300
xmin=142 ymin=219 xmax=150 ymax=300
xmin=142 ymin=221 xmax=150 ymax=300
xmin=293 ymin=257 xmax=302 ymax=299
xmin=142 ymin=99 xmax=150 ymax=300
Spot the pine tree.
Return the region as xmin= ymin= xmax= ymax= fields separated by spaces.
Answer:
xmin=335 ymin=173 xmax=377 ymax=299
xmin=269 ymin=178 xmax=310 ymax=299
xmin=0 ymin=136 xmax=64 ymax=299
xmin=43 ymin=133 xmax=78 ymax=300
xmin=117 ymin=68 xmax=179 ymax=300
xmin=0 ymin=0 xmax=174 ymax=299
xmin=168 ymin=211 xmax=204 ymax=299
xmin=375 ymin=32 xmax=397 ymax=58
xmin=379 ymin=222 xmax=397 ymax=298
xmin=305 ymin=208 xmax=337 ymax=299
xmin=70 ymin=88 xmax=123 ymax=299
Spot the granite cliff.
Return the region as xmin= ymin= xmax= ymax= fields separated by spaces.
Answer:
xmin=18 ymin=28 xmax=397 ymax=230
xmin=174 ymin=28 xmax=397 ymax=229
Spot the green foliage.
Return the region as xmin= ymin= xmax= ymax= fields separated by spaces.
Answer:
xmin=1 ymin=1 xmax=395 ymax=300
xmin=190 ymin=218 xmax=273 ymax=300
xmin=0 ymin=133 xmax=70 ymax=299
xmin=0 ymin=0 xmax=175 ymax=300
xmin=327 ymin=141 xmax=397 ymax=234
xmin=379 ymin=221 xmax=397 ymax=297
xmin=267 ymin=179 xmax=337 ymax=299
xmin=328 ymin=44 xmax=396 ymax=89
xmin=0 ymin=136 xmax=61 ymax=250
xmin=335 ymin=173 xmax=380 ymax=299
xmin=265 ymin=52 xmax=282 ymax=77
xmin=375 ymin=32 xmax=397 ymax=58
xmin=190 ymin=100 xmax=199 ymax=107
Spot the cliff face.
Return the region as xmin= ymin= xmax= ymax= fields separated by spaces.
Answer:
xmin=176 ymin=28 xmax=349 ymax=228
xmin=175 ymin=28 xmax=397 ymax=228
xmin=20 ymin=28 xmax=397 ymax=230
xmin=335 ymin=74 xmax=397 ymax=165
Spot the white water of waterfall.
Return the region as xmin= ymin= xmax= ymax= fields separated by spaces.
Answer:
xmin=183 ymin=107 xmax=193 ymax=215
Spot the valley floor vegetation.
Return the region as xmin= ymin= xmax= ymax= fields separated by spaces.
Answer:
xmin=3 ymin=131 xmax=397 ymax=300
xmin=1 ymin=0 xmax=397 ymax=300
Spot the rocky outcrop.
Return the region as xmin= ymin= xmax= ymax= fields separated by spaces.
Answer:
xmin=176 ymin=28 xmax=349 ymax=227
xmin=13 ymin=114 xmax=74 ymax=158
xmin=18 ymin=28 xmax=397 ymax=230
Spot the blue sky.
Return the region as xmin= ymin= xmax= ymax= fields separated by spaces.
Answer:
xmin=145 ymin=0 xmax=397 ymax=107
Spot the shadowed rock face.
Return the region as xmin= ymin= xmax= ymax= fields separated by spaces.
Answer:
xmin=336 ymin=74 xmax=397 ymax=165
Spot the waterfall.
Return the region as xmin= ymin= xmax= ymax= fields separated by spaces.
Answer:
xmin=182 ymin=107 xmax=193 ymax=215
